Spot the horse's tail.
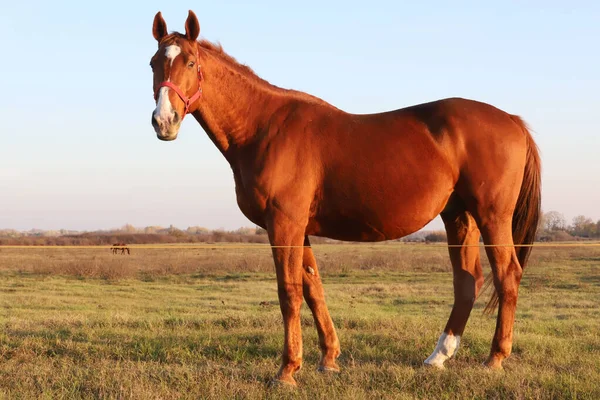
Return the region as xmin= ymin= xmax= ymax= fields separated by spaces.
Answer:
xmin=483 ymin=116 xmax=542 ymax=314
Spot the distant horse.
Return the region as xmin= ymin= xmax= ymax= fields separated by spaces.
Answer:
xmin=149 ymin=11 xmax=541 ymax=386
xmin=111 ymin=243 xmax=130 ymax=255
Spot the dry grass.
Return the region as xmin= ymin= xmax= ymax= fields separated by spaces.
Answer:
xmin=0 ymin=243 xmax=455 ymax=281
xmin=0 ymin=243 xmax=599 ymax=399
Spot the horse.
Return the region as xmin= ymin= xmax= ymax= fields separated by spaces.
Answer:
xmin=110 ymin=243 xmax=119 ymax=255
xmin=149 ymin=11 xmax=541 ymax=386
xmin=111 ymin=243 xmax=130 ymax=255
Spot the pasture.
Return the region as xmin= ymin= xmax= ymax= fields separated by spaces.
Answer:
xmin=0 ymin=243 xmax=598 ymax=399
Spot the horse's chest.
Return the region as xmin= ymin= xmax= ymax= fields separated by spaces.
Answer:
xmin=233 ymin=174 xmax=267 ymax=228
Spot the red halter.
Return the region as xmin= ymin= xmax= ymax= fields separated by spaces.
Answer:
xmin=154 ymin=51 xmax=204 ymax=120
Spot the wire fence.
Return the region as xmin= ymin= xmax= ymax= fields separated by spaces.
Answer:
xmin=1 ymin=242 xmax=600 ymax=250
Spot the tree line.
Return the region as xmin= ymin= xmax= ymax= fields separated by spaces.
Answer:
xmin=537 ymin=211 xmax=600 ymax=241
xmin=0 ymin=225 xmax=269 ymax=246
xmin=421 ymin=211 xmax=600 ymax=243
xmin=1 ymin=211 xmax=598 ymax=245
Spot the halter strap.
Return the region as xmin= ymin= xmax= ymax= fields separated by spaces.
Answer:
xmin=155 ymin=80 xmax=202 ymax=118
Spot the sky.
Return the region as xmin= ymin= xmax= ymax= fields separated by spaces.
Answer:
xmin=1 ymin=1 xmax=599 ymax=232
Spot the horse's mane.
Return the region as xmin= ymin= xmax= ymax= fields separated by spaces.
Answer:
xmin=160 ymin=33 xmax=331 ymax=107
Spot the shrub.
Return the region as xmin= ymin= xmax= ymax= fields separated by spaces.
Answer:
xmin=424 ymin=231 xmax=447 ymax=243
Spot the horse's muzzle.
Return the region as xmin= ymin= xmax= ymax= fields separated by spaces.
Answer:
xmin=152 ymin=111 xmax=180 ymax=141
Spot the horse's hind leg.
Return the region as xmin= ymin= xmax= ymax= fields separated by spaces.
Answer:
xmin=478 ymin=219 xmax=522 ymax=369
xmin=425 ymin=201 xmax=484 ymax=368
xmin=302 ymin=236 xmax=341 ymax=372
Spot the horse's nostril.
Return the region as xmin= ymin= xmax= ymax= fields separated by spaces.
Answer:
xmin=172 ymin=111 xmax=180 ymax=124
xmin=151 ymin=113 xmax=160 ymax=128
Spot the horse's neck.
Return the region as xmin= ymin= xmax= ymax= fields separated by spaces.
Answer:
xmin=192 ymin=51 xmax=285 ymax=161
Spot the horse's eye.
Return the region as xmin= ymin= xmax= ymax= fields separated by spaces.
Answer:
xmin=188 ymin=61 xmax=195 ymax=69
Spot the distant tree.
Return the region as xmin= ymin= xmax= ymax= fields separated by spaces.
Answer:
xmin=186 ymin=226 xmax=209 ymax=234
xmin=0 ymin=229 xmax=21 ymax=238
xmin=166 ymin=224 xmax=185 ymax=237
xmin=255 ymin=226 xmax=268 ymax=235
xmin=570 ymin=215 xmax=594 ymax=237
xmin=235 ymin=227 xmax=255 ymax=235
xmin=425 ymin=231 xmax=447 ymax=243
xmin=144 ymin=226 xmax=164 ymax=234
xmin=401 ymin=231 xmax=427 ymax=242
xmin=120 ymin=224 xmax=138 ymax=234
xmin=542 ymin=211 xmax=567 ymax=232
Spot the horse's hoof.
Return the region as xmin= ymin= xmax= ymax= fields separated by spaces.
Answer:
xmin=423 ymin=360 xmax=446 ymax=370
xmin=483 ymin=356 xmax=504 ymax=370
xmin=267 ymin=377 xmax=297 ymax=388
xmin=317 ymin=365 xmax=340 ymax=373
xmin=482 ymin=362 xmax=504 ymax=371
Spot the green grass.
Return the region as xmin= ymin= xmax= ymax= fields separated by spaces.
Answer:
xmin=0 ymin=244 xmax=599 ymax=399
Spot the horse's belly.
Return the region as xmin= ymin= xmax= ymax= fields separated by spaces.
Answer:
xmin=308 ymin=211 xmax=435 ymax=242
xmin=308 ymin=184 xmax=453 ymax=242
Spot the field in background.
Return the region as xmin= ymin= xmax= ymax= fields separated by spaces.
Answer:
xmin=0 ymin=243 xmax=599 ymax=399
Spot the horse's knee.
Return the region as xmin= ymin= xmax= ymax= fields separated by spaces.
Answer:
xmin=278 ymin=284 xmax=303 ymax=312
xmin=495 ymin=265 xmax=522 ymax=302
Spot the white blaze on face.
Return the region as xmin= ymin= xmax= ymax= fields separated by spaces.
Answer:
xmin=424 ymin=332 xmax=461 ymax=369
xmin=165 ymin=45 xmax=181 ymax=67
xmin=153 ymin=45 xmax=182 ymax=126
xmin=155 ymin=87 xmax=173 ymax=122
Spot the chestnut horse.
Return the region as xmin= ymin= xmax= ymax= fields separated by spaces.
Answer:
xmin=111 ymin=243 xmax=130 ymax=255
xmin=149 ymin=11 xmax=541 ymax=385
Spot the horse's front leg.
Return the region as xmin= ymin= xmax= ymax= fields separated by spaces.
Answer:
xmin=267 ymin=212 xmax=307 ymax=386
xmin=302 ymin=237 xmax=341 ymax=372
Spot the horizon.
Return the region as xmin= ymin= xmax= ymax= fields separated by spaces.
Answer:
xmin=2 ymin=2 xmax=599 ymax=232
xmin=2 ymin=206 xmax=597 ymax=235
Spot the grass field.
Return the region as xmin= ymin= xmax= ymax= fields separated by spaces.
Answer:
xmin=0 ymin=243 xmax=599 ymax=399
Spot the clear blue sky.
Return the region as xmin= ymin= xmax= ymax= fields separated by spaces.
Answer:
xmin=1 ymin=1 xmax=599 ymax=231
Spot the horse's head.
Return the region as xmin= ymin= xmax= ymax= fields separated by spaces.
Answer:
xmin=150 ymin=11 xmax=202 ymax=141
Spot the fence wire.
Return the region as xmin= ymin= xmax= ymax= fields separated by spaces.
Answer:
xmin=1 ymin=243 xmax=600 ymax=250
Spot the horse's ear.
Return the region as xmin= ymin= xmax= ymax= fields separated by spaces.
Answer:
xmin=153 ymin=11 xmax=168 ymax=42
xmin=185 ymin=10 xmax=200 ymax=41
